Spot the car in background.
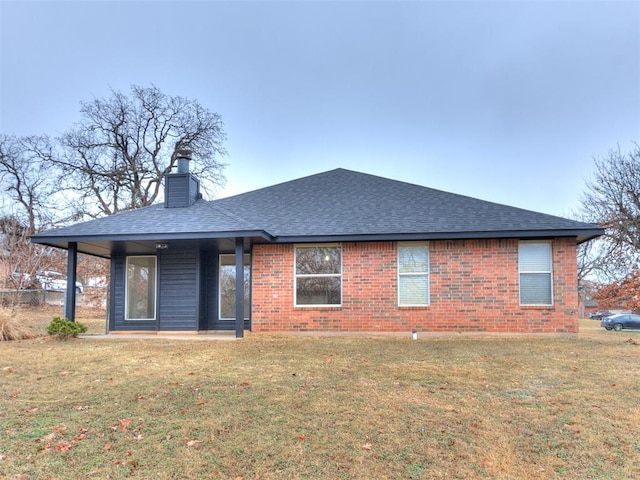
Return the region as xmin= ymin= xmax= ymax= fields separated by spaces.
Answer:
xmin=601 ymin=313 xmax=640 ymax=331
xmin=589 ymin=310 xmax=613 ymax=320
xmin=36 ymin=271 xmax=84 ymax=294
xmin=7 ymin=272 xmax=39 ymax=290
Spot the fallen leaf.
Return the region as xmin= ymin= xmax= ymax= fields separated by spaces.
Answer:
xmin=564 ymin=424 xmax=580 ymax=435
xmin=104 ymin=443 xmax=111 ymax=451
xmin=119 ymin=418 xmax=132 ymax=431
xmin=3 ymin=366 xmax=14 ymax=374
xmin=54 ymin=440 xmax=72 ymax=452
xmin=299 ymin=434 xmax=306 ymax=441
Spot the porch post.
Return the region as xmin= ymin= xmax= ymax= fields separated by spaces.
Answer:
xmin=64 ymin=242 xmax=78 ymax=322
xmin=234 ymin=237 xmax=244 ymax=338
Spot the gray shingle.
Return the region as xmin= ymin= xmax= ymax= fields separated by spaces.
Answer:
xmin=213 ymin=168 xmax=602 ymax=240
xmin=33 ymin=168 xmax=603 ymax=245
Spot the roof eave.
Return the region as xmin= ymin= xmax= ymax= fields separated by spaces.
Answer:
xmin=270 ymin=228 xmax=606 ymax=244
xmin=30 ymin=230 xmax=274 ymax=257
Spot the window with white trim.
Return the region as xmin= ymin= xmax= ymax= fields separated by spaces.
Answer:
xmin=295 ymin=245 xmax=341 ymax=306
xmin=125 ymin=256 xmax=157 ymax=320
xmin=398 ymin=243 xmax=430 ymax=306
xmin=219 ymin=254 xmax=251 ymax=320
xmin=519 ymin=241 xmax=553 ymax=305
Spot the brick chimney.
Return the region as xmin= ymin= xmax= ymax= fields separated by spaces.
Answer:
xmin=164 ymin=150 xmax=201 ymax=208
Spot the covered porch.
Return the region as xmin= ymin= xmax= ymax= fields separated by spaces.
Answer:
xmin=37 ymin=234 xmax=265 ymax=339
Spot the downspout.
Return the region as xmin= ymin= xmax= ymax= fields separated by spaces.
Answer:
xmin=64 ymin=242 xmax=78 ymax=322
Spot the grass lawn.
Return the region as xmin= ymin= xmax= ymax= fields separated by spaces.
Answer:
xmin=1 ymin=314 xmax=639 ymax=479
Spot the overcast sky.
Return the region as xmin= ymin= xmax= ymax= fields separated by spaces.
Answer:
xmin=1 ymin=0 xmax=638 ymax=218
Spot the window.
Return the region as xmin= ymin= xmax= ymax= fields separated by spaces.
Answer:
xmin=519 ymin=242 xmax=553 ymax=305
xmin=219 ymin=254 xmax=250 ymax=320
xmin=398 ymin=243 xmax=430 ymax=306
xmin=295 ymin=245 xmax=341 ymax=306
xmin=125 ymin=256 xmax=157 ymax=320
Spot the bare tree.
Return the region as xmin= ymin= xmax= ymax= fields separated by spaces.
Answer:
xmin=581 ymin=143 xmax=640 ymax=280
xmin=1 ymin=217 xmax=44 ymax=288
xmin=0 ymin=135 xmax=77 ymax=309
xmin=57 ymin=84 xmax=227 ymax=218
xmin=580 ymin=143 xmax=640 ymax=310
xmin=0 ymin=134 xmax=60 ymax=233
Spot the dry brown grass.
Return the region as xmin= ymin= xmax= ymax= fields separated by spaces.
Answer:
xmin=0 ymin=305 xmax=106 ymax=340
xmin=1 ymin=318 xmax=639 ymax=479
xmin=0 ymin=308 xmax=39 ymax=341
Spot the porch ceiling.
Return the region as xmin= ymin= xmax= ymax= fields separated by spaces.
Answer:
xmin=36 ymin=236 xmax=263 ymax=258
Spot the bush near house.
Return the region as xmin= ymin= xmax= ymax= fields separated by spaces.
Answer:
xmin=46 ymin=316 xmax=87 ymax=339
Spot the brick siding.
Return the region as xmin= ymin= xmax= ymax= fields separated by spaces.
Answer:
xmin=251 ymin=238 xmax=579 ymax=334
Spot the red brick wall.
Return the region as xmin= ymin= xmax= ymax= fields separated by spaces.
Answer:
xmin=250 ymin=238 xmax=579 ymax=334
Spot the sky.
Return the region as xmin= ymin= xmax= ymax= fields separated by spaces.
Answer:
xmin=1 ymin=0 xmax=638 ymax=219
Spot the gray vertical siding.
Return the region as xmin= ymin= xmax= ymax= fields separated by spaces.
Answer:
xmin=110 ymin=246 xmax=246 ymax=332
xmin=108 ymin=255 xmax=122 ymax=331
xmin=158 ymin=249 xmax=199 ymax=330
xmin=164 ymin=174 xmax=201 ymax=208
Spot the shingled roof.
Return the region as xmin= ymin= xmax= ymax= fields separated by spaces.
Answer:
xmin=32 ymin=168 xmax=603 ymax=256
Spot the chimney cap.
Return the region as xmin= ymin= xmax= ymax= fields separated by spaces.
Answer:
xmin=176 ymin=149 xmax=192 ymax=160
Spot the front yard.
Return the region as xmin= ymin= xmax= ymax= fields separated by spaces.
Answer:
xmin=1 ymin=316 xmax=639 ymax=479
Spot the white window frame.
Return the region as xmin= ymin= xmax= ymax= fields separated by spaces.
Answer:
xmin=397 ymin=242 xmax=430 ymax=306
xmin=294 ymin=244 xmax=342 ymax=307
xmin=125 ymin=255 xmax=157 ymax=321
xmin=518 ymin=241 xmax=553 ymax=306
xmin=219 ymin=253 xmax=251 ymax=320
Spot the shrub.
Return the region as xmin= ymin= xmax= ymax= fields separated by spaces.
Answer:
xmin=0 ymin=308 xmax=39 ymax=341
xmin=47 ymin=316 xmax=87 ymax=340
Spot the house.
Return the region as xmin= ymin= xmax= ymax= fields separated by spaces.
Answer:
xmin=32 ymin=154 xmax=604 ymax=337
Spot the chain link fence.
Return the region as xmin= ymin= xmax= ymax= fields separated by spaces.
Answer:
xmin=0 ymin=287 xmax=107 ymax=308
